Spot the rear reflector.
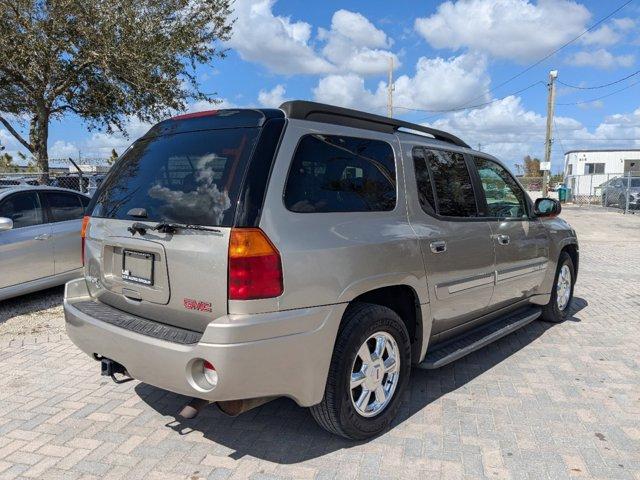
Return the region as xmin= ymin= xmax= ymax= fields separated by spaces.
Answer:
xmin=81 ymin=216 xmax=90 ymax=266
xmin=202 ymin=360 xmax=218 ymax=387
xmin=228 ymin=228 xmax=283 ymax=300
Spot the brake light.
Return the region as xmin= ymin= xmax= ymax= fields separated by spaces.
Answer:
xmin=228 ymin=228 xmax=283 ymax=300
xmin=81 ymin=216 xmax=90 ymax=266
xmin=171 ymin=110 xmax=218 ymax=120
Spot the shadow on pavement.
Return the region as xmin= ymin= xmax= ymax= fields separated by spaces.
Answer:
xmin=0 ymin=286 xmax=64 ymax=324
xmin=136 ymin=298 xmax=588 ymax=463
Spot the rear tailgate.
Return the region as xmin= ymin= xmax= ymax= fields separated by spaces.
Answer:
xmin=82 ymin=110 xmax=285 ymax=332
xmin=84 ymin=218 xmax=229 ymax=332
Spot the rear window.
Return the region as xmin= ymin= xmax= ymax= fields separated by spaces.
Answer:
xmin=284 ymin=134 xmax=396 ymax=213
xmin=91 ymin=128 xmax=260 ymax=226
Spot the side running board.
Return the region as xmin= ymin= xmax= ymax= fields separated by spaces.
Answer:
xmin=418 ymin=307 xmax=542 ymax=369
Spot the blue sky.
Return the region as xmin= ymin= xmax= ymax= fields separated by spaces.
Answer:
xmin=2 ymin=0 xmax=640 ymax=173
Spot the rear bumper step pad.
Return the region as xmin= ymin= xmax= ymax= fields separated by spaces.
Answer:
xmin=71 ymin=300 xmax=203 ymax=345
xmin=418 ymin=307 xmax=541 ymax=369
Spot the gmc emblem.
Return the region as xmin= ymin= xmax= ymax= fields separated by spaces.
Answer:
xmin=183 ymin=298 xmax=212 ymax=313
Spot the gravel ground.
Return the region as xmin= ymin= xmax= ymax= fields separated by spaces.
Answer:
xmin=0 ymin=286 xmax=65 ymax=338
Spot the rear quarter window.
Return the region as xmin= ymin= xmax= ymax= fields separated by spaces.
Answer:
xmin=284 ymin=134 xmax=396 ymax=213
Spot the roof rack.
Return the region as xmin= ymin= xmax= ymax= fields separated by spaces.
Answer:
xmin=279 ymin=100 xmax=469 ymax=148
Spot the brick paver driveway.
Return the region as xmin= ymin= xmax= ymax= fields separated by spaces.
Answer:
xmin=1 ymin=206 xmax=639 ymax=480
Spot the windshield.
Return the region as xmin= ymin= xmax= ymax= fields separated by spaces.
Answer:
xmin=91 ymin=128 xmax=260 ymax=226
xmin=618 ymin=178 xmax=640 ymax=187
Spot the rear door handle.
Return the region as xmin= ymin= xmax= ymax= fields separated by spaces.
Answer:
xmin=34 ymin=234 xmax=51 ymax=241
xmin=429 ymin=240 xmax=447 ymax=254
xmin=496 ymin=234 xmax=510 ymax=246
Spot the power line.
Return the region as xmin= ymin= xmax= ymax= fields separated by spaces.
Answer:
xmin=423 ymin=0 xmax=636 ymax=114
xmin=451 ymin=138 xmax=640 ymax=145
xmin=553 ymin=118 xmax=568 ymax=154
xmin=557 ymin=77 xmax=640 ymax=105
xmin=558 ymin=70 xmax=640 ymax=89
xmin=394 ymin=81 xmax=545 ymax=115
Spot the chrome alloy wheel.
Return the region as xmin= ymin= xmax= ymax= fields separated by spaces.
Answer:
xmin=349 ymin=332 xmax=400 ymax=418
xmin=556 ymin=264 xmax=572 ymax=311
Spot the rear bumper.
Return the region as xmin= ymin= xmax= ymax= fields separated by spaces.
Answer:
xmin=64 ymin=278 xmax=345 ymax=406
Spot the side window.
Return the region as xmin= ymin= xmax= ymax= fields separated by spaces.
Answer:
xmin=585 ymin=163 xmax=605 ymax=174
xmin=414 ymin=148 xmax=478 ymax=217
xmin=0 ymin=192 xmax=44 ymax=228
xmin=473 ymin=157 xmax=527 ymax=218
xmin=47 ymin=192 xmax=84 ymax=222
xmin=284 ymin=134 xmax=396 ymax=213
xmin=412 ymin=148 xmax=436 ymax=214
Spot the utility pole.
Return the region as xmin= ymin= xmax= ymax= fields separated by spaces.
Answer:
xmin=542 ymin=70 xmax=558 ymax=197
xmin=387 ymin=56 xmax=394 ymax=118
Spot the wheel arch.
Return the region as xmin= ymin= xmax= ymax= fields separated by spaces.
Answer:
xmin=560 ymin=243 xmax=579 ymax=279
xmin=345 ymin=285 xmax=424 ymax=364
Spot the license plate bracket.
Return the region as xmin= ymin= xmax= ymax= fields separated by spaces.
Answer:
xmin=122 ymin=250 xmax=154 ymax=286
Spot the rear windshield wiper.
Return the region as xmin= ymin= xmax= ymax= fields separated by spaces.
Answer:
xmin=154 ymin=223 xmax=221 ymax=234
xmin=127 ymin=222 xmax=220 ymax=236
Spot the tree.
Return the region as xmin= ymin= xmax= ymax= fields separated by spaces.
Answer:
xmin=0 ymin=0 xmax=232 ymax=177
xmin=108 ymin=148 xmax=119 ymax=165
xmin=0 ymin=153 xmax=19 ymax=173
xmin=523 ymin=155 xmax=542 ymax=177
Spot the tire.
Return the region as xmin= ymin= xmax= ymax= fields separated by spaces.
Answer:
xmin=310 ymin=302 xmax=411 ymax=440
xmin=540 ymin=251 xmax=575 ymax=323
xmin=619 ymin=194 xmax=627 ymax=209
xmin=601 ymin=194 xmax=606 ymax=207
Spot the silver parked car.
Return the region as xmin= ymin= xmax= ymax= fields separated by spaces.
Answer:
xmin=0 ymin=186 xmax=90 ymax=301
xmin=601 ymin=176 xmax=640 ymax=209
xmin=64 ymin=102 xmax=578 ymax=439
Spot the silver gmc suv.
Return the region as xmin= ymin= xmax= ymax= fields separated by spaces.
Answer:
xmin=64 ymin=101 xmax=579 ymax=439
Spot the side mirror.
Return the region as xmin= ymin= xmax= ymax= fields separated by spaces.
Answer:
xmin=534 ymin=198 xmax=561 ymax=217
xmin=0 ymin=217 xmax=14 ymax=231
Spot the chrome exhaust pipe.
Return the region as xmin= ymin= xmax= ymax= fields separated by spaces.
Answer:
xmin=216 ymin=396 xmax=277 ymax=416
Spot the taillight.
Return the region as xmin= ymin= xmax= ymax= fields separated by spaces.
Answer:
xmin=81 ymin=216 xmax=90 ymax=266
xmin=228 ymin=228 xmax=283 ymax=300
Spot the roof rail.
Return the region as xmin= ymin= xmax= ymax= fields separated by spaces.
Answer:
xmin=279 ymin=100 xmax=469 ymax=148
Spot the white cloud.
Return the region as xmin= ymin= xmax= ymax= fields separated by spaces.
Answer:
xmin=612 ymin=17 xmax=636 ymax=32
xmin=592 ymin=107 xmax=640 ymax=144
xmin=567 ymin=49 xmax=635 ymax=69
xmin=186 ymin=98 xmax=237 ymax=112
xmin=319 ymin=10 xmax=399 ymax=75
xmin=227 ymin=0 xmax=333 ymax=75
xmin=414 ymin=0 xmax=590 ymax=61
xmin=313 ymin=53 xmax=490 ymax=114
xmin=425 ymin=96 xmax=640 ymax=170
xmin=258 ymin=85 xmax=288 ymax=107
xmin=49 ymin=140 xmax=79 ymax=159
xmin=581 ymin=25 xmax=621 ymax=47
xmin=581 ymin=17 xmax=636 ymax=46
xmin=313 ymin=74 xmax=386 ymax=112
xmin=227 ymin=1 xmax=397 ymax=75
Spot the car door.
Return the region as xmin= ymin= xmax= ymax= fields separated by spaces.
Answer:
xmin=0 ymin=191 xmax=54 ymax=289
xmin=471 ymin=156 xmax=549 ymax=308
xmin=408 ymin=147 xmax=496 ymax=335
xmin=43 ymin=191 xmax=87 ymax=274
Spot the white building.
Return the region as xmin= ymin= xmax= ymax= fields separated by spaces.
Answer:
xmin=563 ymin=149 xmax=640 ymax=197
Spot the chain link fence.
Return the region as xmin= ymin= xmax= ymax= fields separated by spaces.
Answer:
xmin=0 ymin=158 xmax=111 ymax=197
xmin=0 ymin=171 xmax=109 ymax=196
xmin=565 ymin=172 xmax=640 ymax=214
